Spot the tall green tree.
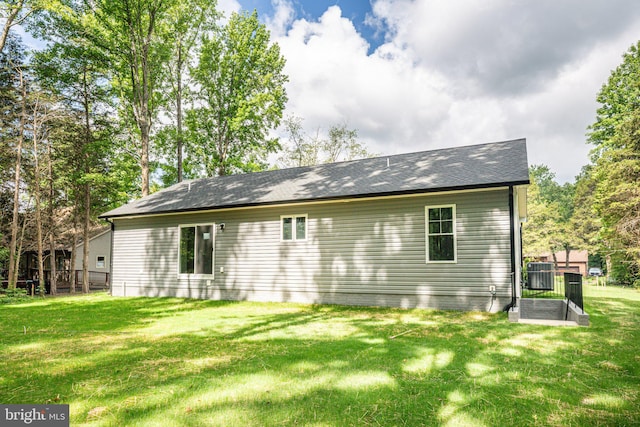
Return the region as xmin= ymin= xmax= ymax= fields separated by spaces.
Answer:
xmin=23 ymin=89 xmax=59 ymax=295
xmin=187 ymin=10 xmax=288 ymax=177
xmin=589 ymin=41 xmax=640 ymax=154
xmin=588 ymin=40 xmax=640 ymax=286
xmin=522 ymin=172 xmax=563 ymax=262
xmin=92 ymin=0 xmax=171 ymax=196
xmin=155 ymin=0 xmax=217 ymax=184
xmin=1 ymin=33 xmax=29 ymax=289
xmin=522 ymin=165 xmax=580 ymax=269
xmin=0 ymin=32 xmax=23 ymax=185
xmin=592 ymin=108 xmax=640 ymax=285
xmin=33 ymin=1 xmax=135 ymax=292
xmin=570 ymin=165 xmax=601 ymax=255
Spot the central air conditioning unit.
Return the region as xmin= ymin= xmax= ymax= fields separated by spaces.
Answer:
xmin=527 ymin=262 xmax=554 ymax=291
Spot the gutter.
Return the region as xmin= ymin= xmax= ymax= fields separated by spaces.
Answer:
xmin=98 ymin=180 xmax=530 ymax=221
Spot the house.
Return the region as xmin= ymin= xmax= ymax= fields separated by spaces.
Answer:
xmin=73 ymin=228 xmax=112 ymax=275
xmin=1 ymin=248 xmax=70 ymax=292
xmin=536 ymin=250 xmax=589 ymax=276
xmin=99 ymin=139 xmax=529 ymax=312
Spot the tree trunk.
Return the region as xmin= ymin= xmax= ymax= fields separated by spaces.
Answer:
xmin=133 ymin=55 xmax=151 ymax=197
xmin=176 ymin=41 xmax=183 ymax=182
xmin=564 ymin=247 xmax=571 ymax=269
xmin=141 ymin=120 xmax=150 ymax=196
xmin=82 ymin=182 xmax=90 ymax=294
xmin=81 ymin=65 xmax=91 ymax=293
xmin=32 ymin=98 xmax=45 ymax=296
xmin=47 ymin=140 xmax=57 ymax=295
xmin=14 ymin=217 xmax=26 ymax=289
xmin=69 ymin=208 xmax=78 ymax=294
xmin=49 ymin=235 xmax=57 ymax=295
xmin=8 ymin=67 xmax=27 ymax=289
xmin=551 ymin=251 xmax=559 ymax=271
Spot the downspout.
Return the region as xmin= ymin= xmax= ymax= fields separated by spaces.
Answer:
xmin=503 ymin=186 xmax=517 ymax=312
xmin=105 ymin=217 xmax=115 ymax=295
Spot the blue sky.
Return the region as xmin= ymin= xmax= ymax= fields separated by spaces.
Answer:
xmin=238 ymin=0 xmax=385 ymax=52
xmin=221 ymin=0 xmax=640 ymax=182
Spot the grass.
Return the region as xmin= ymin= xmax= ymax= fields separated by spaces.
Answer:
xmin=0 ymin=286 xmax=639 ymax=426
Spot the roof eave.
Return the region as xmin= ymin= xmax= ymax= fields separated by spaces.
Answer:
xmin=99 ymin=179 xmax=530 ymax=220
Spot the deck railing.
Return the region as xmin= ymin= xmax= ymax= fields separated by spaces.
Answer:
xmin=47 ymin=270 xmax=110 ymax=293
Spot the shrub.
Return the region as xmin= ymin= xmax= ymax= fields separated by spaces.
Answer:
xmin=0 ymin=287 xmax=30 ymax=304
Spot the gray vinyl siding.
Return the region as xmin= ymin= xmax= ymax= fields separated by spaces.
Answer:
xmin=110 ymin=188 xmax=512 ymax=311
xmin=75 ymin=231 xmax=112 ymax=273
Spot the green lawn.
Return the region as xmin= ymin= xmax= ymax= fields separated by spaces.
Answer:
xmin=1 ymin=285 xmax=639 ymax=426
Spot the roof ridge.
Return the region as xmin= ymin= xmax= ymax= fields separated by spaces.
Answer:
xmin=185 ymin=137 xmax=528 ymax=184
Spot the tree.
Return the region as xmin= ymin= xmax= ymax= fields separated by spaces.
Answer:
xmin=25 ymin=90 xmax=56 ymax=295
xmin=277 ymin=115 xmax=374 ymax=168
xmin=522 ymin=165 xmax=581 ymax=270
xmin=588 ymin=41 xmax=640 ymax=154
xmin=187 ymin=10 xmax=288 ymax=177
xmin=592 ymin=109 xmax=640 ymax=285
xmin=324 ymin=123 xmax=368 ymax=163
xmin=34 ymin=6 xmax=93 ymax=293
xmin=93 ymin=0 xmax=171 ymax=196
xmin=2 ymin=34 xmax=29 ymax=289
xmin=155 ymin=0 xmax=217 ymax=184
xmin=33 ymin=1 xmax=136 ymax=292
xmin=277 ymin=115 xmax=320 ymax=167
xmin=0 ymin=32 xmax=23 ymax=193
xmin=522 ymin=174 xmax=563 ymax=261
xmin=570 ymin=165 xmax=601 ymax=254
xmin=588 ymin=40 xmax=640 ymax=286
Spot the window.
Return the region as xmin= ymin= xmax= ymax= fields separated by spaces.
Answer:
xmin=179 ymin=224 xmax=214 ymax=275
xmin=96 ymin=256 xmax=106 ymax=269
xmin=426 ymin=205 xmax=456 ymax=262
xmin=281 ymin=215 xmax=307 ymax=241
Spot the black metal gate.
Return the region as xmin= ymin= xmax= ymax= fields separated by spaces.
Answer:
xmin=564 ymin=272 xmax=584 ymax=317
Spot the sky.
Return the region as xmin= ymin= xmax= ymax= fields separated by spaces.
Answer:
xmin=216 ymin=0 xmax=640 ymax=183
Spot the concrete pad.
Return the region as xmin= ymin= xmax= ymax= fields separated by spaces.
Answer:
xmin=517 ymin=318 xmax=579 ymax=327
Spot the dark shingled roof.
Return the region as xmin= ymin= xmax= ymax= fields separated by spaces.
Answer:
xmin=100 ymin=138 xmax=529 ymax=219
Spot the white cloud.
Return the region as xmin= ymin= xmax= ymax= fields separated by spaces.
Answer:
xmin=217 ymin=0 xmax=241 ymax=21
xmin=264 ymin=0 xmax=295 ymax=37
xmin=267 ymin=0 xmax=640 ymax=182
xmin=276 ymin=6 xmax=452 ymax=154
xmin=371 ymin=0 xmax=640 ymax=96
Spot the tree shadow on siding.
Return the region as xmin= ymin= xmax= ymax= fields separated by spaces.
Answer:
xmin=125 ymin=143 xmax=518 ymax=309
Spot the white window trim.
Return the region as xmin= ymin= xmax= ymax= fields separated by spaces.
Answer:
xmin=96 ymin=255 xmax=106 ymax=269
xmin=177 ymin=223 xmax=216 ymax=278
xmin=425 ymin=204 xmax=457 ymax=264
xmin=280 ymin=214 xmax=308 ymax=242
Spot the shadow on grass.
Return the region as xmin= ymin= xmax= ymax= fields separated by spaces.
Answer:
xmin=1 ymin=293 xmax=639 ymax=426
xmin=1 ymin=293 xmax=237 ymax=337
